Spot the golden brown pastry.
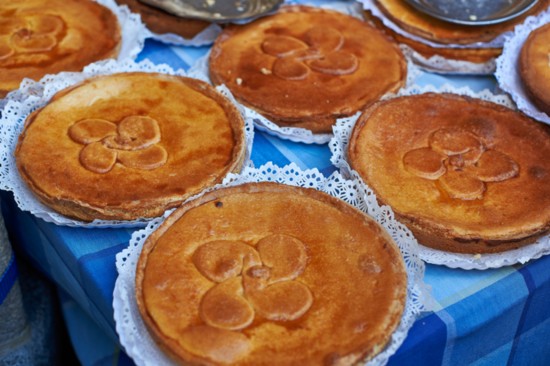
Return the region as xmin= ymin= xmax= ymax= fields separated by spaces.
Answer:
xmin=519 ymin=22 xmax=550 ymax=116
xmin=348 ymin=93 xmax=550 ymax=254
xmin=364 ymin=11 xmax=501 ymax=65
xmin=209 ymin=5 xmax=407 ymax=134
xmin=375 ymin=0 xmax=550 ymax=45
xmin=15 ymin=72 xmax=246 ymax=222
xmin=116 ymin=0 xmax=210 ymax=39
xmin=0 ymin=0 xmax=120 ymax=97
xmin=136 ymin=182 xmax=407 ymax=365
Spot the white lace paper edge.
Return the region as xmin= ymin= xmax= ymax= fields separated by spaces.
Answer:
xmin=0 ymin=59 xmax=255 ymax=228
xmin=495 ymin=8 xmax=550 ymax=125
xmin=102 ymin=0 xmax=148 ymax=61
xmin=1 ymin=0 xmax=146 ymax=104
xmin=358 ymin=0 xmax=510 ymax=50
xmin=328 ymin=84 xmax=550 ymax=270
xmin=113 ymin=162 xmax=431 ymax=366
xmin=145 ymin=23 xmax=222 ymax=47
xmin=400 ymin=44 xmax=496 ymax=76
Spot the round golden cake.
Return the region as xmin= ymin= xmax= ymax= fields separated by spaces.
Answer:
xmin=348 ymin=93 xmax=550 ymax=254
xmin=15 ymin=72 xmax=246 ymax=222
xmin=209 ymin=5 xmax=407 ymax=134
xmin=136 ymin=182 xmax=407 ymax=365
xmin=375 ymin=0 xmax=550 ymax=45
xmin=519 ymin=22 xmax=550 ymax=116
xmin=0 ymin=0 xmax=121 ymax=97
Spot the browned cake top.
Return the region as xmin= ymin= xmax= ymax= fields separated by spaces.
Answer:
xmin=0 ymin=0 xmax=121 ymax=97
xmin=348 ymin=93 xmax=550 ymax=253
xmin=15 ymin=72 xmax=246 ymax=221
xmin=519 ymin=22 xmax=550 ymax=115
xmin=375 ymin=0 xmax=550 ymax=45
xmin=136 ymin=182 xmax=407 ymax=365
xmin=209 ymin=5 xmax=407 ymax=134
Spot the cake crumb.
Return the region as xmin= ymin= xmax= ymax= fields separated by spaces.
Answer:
xmin=260 ymin=67 xmax=271 ymax=75
xmin=236 ymin=77 xmax=242 ymax=85
xmin=473 ymin=253 xmax=482 ymax=260
xmin=469 ymin=15 xmax=477 ymax=21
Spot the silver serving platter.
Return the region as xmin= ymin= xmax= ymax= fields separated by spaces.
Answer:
xmin=138 ymin=0 xmax=284 ymax=22
xmin=403 ymin=0 xmax=540 ymax=25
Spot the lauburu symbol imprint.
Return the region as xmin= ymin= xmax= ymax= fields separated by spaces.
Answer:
xmin=0 ymin=14 xmax=65 ymax=59
xmin=69 ymin=116 xmax=167 ymax=173
xmin=261 ymin=26 xmax=358 ymax=80
xmin=403 ymin=127 xmax=519 ymax=200
xmin=180 ymin=234 xmax=312 ymax=362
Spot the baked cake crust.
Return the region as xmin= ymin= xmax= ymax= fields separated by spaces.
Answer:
xmin=136 ymin=182 xmax=407 ymax=365
xmin=15 ymin=72 xmax=246 ymax=222
xmin=348 ymin=93 xmax=550 ymax=254
xmin=209 ymin=5 xmax=407 ymax=134
xmin=375 ymin=0 xmax=550 ymax=45
xmin=0 ymin=0 xmax=121 ymax=97
xmin=519 ymin=22 xmax=550 ymax=116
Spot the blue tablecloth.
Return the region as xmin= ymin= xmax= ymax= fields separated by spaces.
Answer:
xmin=3 ymin=38 xmax=550 ymax=366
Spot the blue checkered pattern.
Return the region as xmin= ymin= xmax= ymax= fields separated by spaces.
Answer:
xmin=2 ymin=34 xmax=550 ymax=366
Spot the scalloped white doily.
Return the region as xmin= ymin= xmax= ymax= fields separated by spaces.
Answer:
xmin=101 ymin=0 xmax=148 ymax=61
xmin=0 ymin=59 xmax=254 ymax=228
xmin=399 ymin=44 xmax=497 ymax=76
xmin=114 ymin=162 xmax=430 ymax=366
xmin=495 ymin=8 xmax=550 ymax=125
xmin=329 ymin=85 xmax=550 ymax=270
xmin=145 ymin=23 xmax=222 ymax=47
xmin=358 ymin=0 xmax=510 ymax=50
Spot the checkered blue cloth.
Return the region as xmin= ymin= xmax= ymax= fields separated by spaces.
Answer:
xmin=2 ymin=37 xmax=550 ymax=366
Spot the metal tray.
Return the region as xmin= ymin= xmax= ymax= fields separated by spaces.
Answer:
xmin=403 ymin=0 xmax=540 ymax=25
xmin=138 ymin=0 xmax=283 ymax=22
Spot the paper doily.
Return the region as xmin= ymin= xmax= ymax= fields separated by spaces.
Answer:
xmin=0 ymin=59 xmax=254 ymax=228
xmin=146 ymin=23 xmax=222 ymax=47
xmin=495 ymin=8 xmax=550 ymax=125
xmin=102 ymin=0 xmax=148 ymax=61
xmin=329 ymin=85 xmax=550 ymax=270
xmin=114 ymin=162 xmax=430 ymax=366
xmin=400 ymin=44 xmax=497 ymax=76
